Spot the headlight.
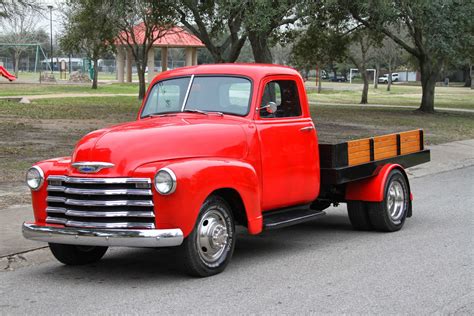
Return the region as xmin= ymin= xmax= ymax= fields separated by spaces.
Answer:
xmin=154 ymin=168 xmax=177 ymax=195
xmin=26 ymin=166 xmax=44 ymax=191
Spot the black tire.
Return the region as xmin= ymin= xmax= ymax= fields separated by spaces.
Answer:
xmin=347 ymin=201 xmax=373 ymax=230
xmin=179 ymin=195 xmax=235 ymax=277
xmin=49 ymin=243 xmax=108 ymax=265
xmin=368 ymin=169 xmax=409 ymax=232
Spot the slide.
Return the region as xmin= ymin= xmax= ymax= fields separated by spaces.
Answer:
xmin=0 ymin=66 xmax=16 ymax=81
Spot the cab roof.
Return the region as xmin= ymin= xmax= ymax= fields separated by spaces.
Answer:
xmin=150 ymin=63 xmax=301 ymax=85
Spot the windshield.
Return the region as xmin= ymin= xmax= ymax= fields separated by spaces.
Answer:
xmin=141 ymin=76 xmax=252 ymax=118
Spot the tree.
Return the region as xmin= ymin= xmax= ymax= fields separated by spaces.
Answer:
xmin=343 ymin=0 xmax=474 ymax=113
xmin=175 ymin=1 xmax=306 ymax=64
xmin=292 ymin=3 xmax=373 ymax=99
xmin=0 ymin=6 xmax=40 ymax=76
xmin=372 ymin=36 xmax=403 ymax=91
xmin=347 ymin=30 xmax=377 ymax=104
xmin=114 ymin=0 xmax=177 ymax=99
xmin=60 ymin=0 xmax=118 ymax=89
xmin=244 ymin=0 xmax=304 ymax=63
xmin=0 ymin=0 xmax=39 ymax=19
xmin=292 ymin=22 xmax=347 ymax=93
xmin=174 ymin=0 xmax=247 ymax=63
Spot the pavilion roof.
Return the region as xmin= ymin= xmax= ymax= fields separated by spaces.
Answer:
xmin=116 ymin=24 xmax=205 ymax=48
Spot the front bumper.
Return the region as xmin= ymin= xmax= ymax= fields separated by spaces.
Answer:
xmin=22 ymin=222 xmax=184 ymax=248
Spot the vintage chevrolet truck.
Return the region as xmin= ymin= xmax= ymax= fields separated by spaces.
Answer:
xmin=23 ymin=64 xmax=430 ymax=276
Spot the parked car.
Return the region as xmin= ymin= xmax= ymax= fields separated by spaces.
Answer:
xmin=330 ymin=75 xmax=347 ymax=82
xmin=378 ymin=73 xmax=399 ymax=83
xmin=22 ymin=64 xmax=430 ymax=277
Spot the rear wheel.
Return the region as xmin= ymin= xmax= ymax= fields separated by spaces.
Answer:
xmin=179 ymin=195 xmax=235 ymax=277
xmin=368 ymin=169 xmax=409 ymax=232
xmin=347 ymin=201 xmax=373 ymax=230
xmin=49 ymin=243 xmax=108 ymax=265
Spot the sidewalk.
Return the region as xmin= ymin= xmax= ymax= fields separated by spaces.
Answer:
xmin=0 ymin=139 xmax=473 ymax=259
xmin=309 ymin=101 xmax=474 ymax=113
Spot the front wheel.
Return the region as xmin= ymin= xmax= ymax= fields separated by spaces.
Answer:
xmin=49 ymin=243 xmax=108 ymax=265
xmin=368 ymin=169 xmax=409 ymax=232
xmin=179 ymin=195 xmax=235 ymax=277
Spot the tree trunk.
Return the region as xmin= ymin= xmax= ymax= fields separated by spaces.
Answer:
xmin=137 ymin=66 xmax=146 ymax=100
xmin=418 ymin=58 xmax=438 ymax=113
xmin=387 ymin=62 xmax=392 ymax=92
xmin=91 ymin=58 xmax=98 ymax=89
xmin=14 ymin=50 xmax=21 ymax=77
xmin=318 ymin=68 xmax=322 ymax=94
xmin=360 ymin=69 xmax=369 ymax=104
xmin=374 ymin=63 xmax=379 ymax=89
xmin=248 ymin=31 xmax=273 ymax=63
xmin=464 ymin=64 xmax=472 ymax=88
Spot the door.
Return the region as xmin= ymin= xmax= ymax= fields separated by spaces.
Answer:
xmin=255 ymin=77 xmax=320 ymax=211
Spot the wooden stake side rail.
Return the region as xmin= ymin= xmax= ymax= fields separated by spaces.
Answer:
xmin=347 ymin=129 xmax=424 ymax=166
xmin=318 ymin=129 xmax=430 ymax=185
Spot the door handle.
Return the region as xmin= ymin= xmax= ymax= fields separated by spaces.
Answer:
xmin=300 ymin=126 xmax=314 ymax=132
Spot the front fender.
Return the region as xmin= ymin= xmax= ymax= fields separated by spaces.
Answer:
xmin=134 ymin=158 xmax=262 ymax=237
xmin=28 ymin=157 xmax=71 ymax=224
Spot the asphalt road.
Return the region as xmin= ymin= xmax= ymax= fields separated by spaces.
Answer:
xmin=1 ymin=166 xmax=472 ymax=314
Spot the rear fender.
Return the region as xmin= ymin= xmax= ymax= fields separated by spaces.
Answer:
xmin=135 ymin=159 xmax=262 ymax=237
xmin=345 ymin=164 xmax=411 ymax=208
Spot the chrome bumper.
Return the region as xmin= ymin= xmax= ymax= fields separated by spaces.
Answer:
xmin=22 ymin=222 xmax=184 ymax=248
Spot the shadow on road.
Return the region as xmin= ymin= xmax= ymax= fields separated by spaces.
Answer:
xmin=34 ymin=212 xmax=378 ymax=282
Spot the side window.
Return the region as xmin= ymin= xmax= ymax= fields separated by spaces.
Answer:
xmin=259 ymin=80 xmax=301 ymax=118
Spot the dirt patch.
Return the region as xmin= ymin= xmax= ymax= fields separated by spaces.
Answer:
xmin=0 ymin=117 xmax=126 ymax=208
xmin=316 ymin=121 xmax=392 ymax=144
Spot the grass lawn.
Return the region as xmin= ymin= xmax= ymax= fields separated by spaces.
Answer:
xmin=1 ymin=94 xmax=473 ymax=185
xmin=0 ymin=94 xmax=472 ymax=206
xmin=0 ymin=82 xmax=139 ymax=97
xmin=306 ymin=82 xmax=474 ymax=110
xmin=312 ymin=105 xmax=474 ymax=145
xmin=1 ymin=96 xmax=142 ymax=120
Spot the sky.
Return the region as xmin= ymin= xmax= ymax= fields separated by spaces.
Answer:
xmin=36 ymin=0 xmax=64 ymax=35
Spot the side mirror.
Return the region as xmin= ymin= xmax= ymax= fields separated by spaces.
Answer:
xmin=259 ymin=101 xmax=278 ymax=114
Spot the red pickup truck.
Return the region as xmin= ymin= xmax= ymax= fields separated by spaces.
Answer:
xmin=23 ymin=64 xmax=430 ymax=276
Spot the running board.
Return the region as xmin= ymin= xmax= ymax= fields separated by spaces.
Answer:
xmin=263 ymin=206 xmax=326 ymax=230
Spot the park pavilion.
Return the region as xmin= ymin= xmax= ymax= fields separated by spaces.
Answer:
xmin=115 ymin=24 xmax=205 ymax=83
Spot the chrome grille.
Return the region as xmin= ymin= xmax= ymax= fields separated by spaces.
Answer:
xmin=46 ymin=176 xmax=155 ymax=229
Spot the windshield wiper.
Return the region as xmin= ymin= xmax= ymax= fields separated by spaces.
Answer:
xmin=183 ymin=109 xmax=224 ymax=116
xmin=141 ymin=113 xmax=177 ymax=119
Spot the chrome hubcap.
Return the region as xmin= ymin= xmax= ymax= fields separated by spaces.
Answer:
xmin=387 ymin=180 xmax=405 ymax=223
xmin=197 ymin=210 xmax=229 ymax=263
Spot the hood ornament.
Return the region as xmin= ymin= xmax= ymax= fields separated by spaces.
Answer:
xmin=72 ymin=162 xmax=115 ymax=174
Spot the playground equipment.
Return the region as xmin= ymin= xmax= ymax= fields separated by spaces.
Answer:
xmin=0 ymin=43 xmax=52 ymax=81
xmin=0 ymin=65 xmax=16 ymax=81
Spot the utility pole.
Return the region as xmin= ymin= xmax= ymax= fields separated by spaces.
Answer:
xmin=47 ymin=5 xmax=53 ymax=74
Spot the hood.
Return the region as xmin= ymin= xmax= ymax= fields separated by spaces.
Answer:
xmin=70 ymin=115 xmax=248 ymax=177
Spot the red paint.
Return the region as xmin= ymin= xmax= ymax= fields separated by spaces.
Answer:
xmin=345 ymin=164 xmax=409 ymax=202
xmin=27 ymin=64 xmax=411 ymax=239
